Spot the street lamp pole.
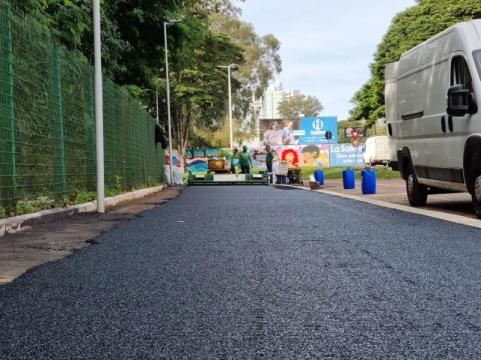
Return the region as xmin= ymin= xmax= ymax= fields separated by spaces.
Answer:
xmin=219 ymin=64 xmax=236 ymax=149
xmin=93 ymin=0 xmax=105 ymax=213
xmin=155 ymin=91 xmax=159 ymax=125
xmin=164 ymin=21 xmax=179 ymax=186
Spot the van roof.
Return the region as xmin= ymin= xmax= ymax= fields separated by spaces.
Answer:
xmin=393 ymin=20 xmax=481 ymax=77
xmin=402 ymin=19 xmax=481 ymax=59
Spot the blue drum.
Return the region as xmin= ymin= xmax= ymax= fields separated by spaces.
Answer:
xmin=343 ymin=169 xmax=355 ymax=189
xmin=314 ymin=170 xmax=324 ymax=185
xmin=361 ymin=169 xmax=376 ymax=195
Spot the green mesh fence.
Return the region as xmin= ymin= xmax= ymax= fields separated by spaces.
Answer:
xmin=0 ymin=2 xmax=165 ymax=211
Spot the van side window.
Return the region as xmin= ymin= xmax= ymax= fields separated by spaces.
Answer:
xmin=451 ymin=56 xmax=473 ymax=89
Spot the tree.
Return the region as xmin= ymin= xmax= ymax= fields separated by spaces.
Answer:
xmin=209 ymin=13 xmax=282 ymax=141
xmin=168 ymin=18 xmax=245 ymax=162
xmin=15 ymin=0 xmax=282 ymax=156
xmin=277 ymin=94 xmax=323 ymax=119
xmin=350 ymin=0 xmax=481 ymax=126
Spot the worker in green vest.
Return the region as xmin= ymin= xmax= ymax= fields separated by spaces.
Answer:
xmin=226 ymin=147 xmax=238 ymax=173
xmin=239 ymin=145 xmax=253 ymax=174
xmin=265 ymin=145 xmax=274 ymax=183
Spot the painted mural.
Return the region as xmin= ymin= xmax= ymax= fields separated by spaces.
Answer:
xmin=185 ymin=144 xmax=365 ymax=173
xmin=185 ymin=148 xmax=221 ymax=173
xmin=252 ymin=144 xmax=330 ymax=169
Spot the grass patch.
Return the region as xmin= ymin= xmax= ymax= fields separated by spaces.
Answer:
xmin=300 ymin=166 xmax=401 ymax=180
xmin=186 ymin=166 xmax=401 ymax=182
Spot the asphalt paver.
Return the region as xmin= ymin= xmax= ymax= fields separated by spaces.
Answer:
xmin=1 ymin=186 xmax=481 ymax=359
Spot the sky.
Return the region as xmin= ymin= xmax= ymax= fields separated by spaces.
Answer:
xmin=238 ymin=0 xmax=417 ymax=120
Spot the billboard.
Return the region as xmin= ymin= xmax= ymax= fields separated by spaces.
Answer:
xmin=330 ymin=143 xmax=366 ymax=167
xmin=252 ymin=144 xmax=330 ymax=168
xmin=259 ymin=117 xmax=337 ymax=146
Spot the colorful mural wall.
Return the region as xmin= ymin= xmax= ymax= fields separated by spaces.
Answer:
xmin=252 ymin=145 xmax=330 ymax=169
xmin=185 ymin=148 xmax=221 ymax=173
xmin=185 ymin=144 xmax=365 ymax=173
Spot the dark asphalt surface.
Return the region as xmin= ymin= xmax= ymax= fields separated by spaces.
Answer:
xmin=2 ymin=186 xmax=481 ymax=359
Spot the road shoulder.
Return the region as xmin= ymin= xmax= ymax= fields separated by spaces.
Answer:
xmin=0 ymin=187 xmax=183 ymax=285
xmin=275 ymin=184 xmax=481 ymax=230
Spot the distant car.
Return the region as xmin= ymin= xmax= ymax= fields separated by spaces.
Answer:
xmin=363 ymin=136 xmax=390 ymax=166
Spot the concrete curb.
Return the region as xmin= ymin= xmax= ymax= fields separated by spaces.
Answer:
xmin=0 ymin=186 xmax=164 ymax=237
xmin=274 ymin=184 xmax=481 ymax=230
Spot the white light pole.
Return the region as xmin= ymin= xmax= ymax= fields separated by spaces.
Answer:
xmin=164 ymin=20 xmax=180 ymax=186
xmin=141 ymin=89 xmax=159 ymax=125
xmin=219 ymin=64 xmax=236 ymax=149
xmin=93 ymin=0 xmax=105 ymax=213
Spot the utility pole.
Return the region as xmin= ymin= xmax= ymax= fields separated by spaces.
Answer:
xmin=219 ymin=64 xmax=236 ymax=149
xmin=93 ymin=0 xmax=105 ymax=213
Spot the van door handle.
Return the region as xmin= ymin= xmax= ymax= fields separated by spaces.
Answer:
xmin=441 ymin=116 xmax=446 ymax=133
xmin=448 ymin=115 xmax=453 ymax=132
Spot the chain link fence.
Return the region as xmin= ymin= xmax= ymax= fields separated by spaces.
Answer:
xmin=0 ymin=2 xmax=165 ymax=213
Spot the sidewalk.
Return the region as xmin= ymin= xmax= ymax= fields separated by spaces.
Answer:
xmin=306 ymin=179 xmax=476 ymax=219
xmin=0 ymin=187 xmax=182 ymax=285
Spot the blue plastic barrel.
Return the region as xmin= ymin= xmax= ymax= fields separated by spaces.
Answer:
xmin=342 ymin=169 xmax=355 ymax=189
xmin=314 ymin=170 xmax=324 ymax=185
xmin=361 ymin=169 xmax=376 ymax=195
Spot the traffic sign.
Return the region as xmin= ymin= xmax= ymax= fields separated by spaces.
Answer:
xmin=351 ymin=130 xmax=360 ymax=139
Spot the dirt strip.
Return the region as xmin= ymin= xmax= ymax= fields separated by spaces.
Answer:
xmin=0 ymin=187 xmax=182 ymax=285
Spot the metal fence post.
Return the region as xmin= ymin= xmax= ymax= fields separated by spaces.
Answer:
xmin=0 ymin=3 xmax=16 ymax=207
xmin=51 ymin=46 xmax=66 ymax=198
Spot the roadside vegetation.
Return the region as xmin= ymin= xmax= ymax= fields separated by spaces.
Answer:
xmin=0 ymin=176 xmax=162 ymax=220
xmin=350 ymin=0 xmax=481 ymax=127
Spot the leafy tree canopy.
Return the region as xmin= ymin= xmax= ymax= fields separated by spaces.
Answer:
xmin=350 ymin=0 xmax=481 ymax=126
xmin=277 ymin=93 xmax=323 ymax=119
xmin=13 ymin=0 xmax=282 ymax=154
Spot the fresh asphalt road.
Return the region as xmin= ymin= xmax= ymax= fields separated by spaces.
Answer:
xmin=2 ymin=186 xmax=481 ymax=359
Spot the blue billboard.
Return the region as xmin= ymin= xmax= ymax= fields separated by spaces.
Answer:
xmin=298 ymin=116 xmax=338 ymax=145
xmin=259 ymin=116 xmax=338 ymax=146
xmin=330 ymin=143 xmax=366 ymax=167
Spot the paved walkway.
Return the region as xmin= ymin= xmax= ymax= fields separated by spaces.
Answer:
xmin=315 ymin=178 xmax=476 ymax=219
xmin=1 ymin=186 xmax=481 ymax=358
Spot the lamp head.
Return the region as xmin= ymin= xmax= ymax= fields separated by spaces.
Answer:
xmin=166 ymin=19 xmax=181 ymax=26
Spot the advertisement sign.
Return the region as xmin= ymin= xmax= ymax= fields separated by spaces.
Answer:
xmin=259 ymin=116 xmax=337 ymax=146
xmin=259 ymin=119 xmax=300 ymax=146
xmin=298 ymin=117 xmax=338 ymax=145
xmin=330 ymin=143 xmax=366 ymax=167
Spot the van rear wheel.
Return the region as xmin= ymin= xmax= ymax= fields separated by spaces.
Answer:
xmin=406 ymin=173 xmax=427 ymax=207
xmin=472 ymin=175 xmax=481 ymax=218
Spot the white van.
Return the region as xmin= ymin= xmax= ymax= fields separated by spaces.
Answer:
xmin=386 ymin=20 xmax=481 ymax=217
xmin=363 ymin=136 xmax=390 ymax=166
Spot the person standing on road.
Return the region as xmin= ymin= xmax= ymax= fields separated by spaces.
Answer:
xmin=226 ymin=147 xmax=239 ymax=174
xmin=239 ymin=145 xmax=253 ymax=174
xmin=265 ymin=145 xmax=274 ymax=183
